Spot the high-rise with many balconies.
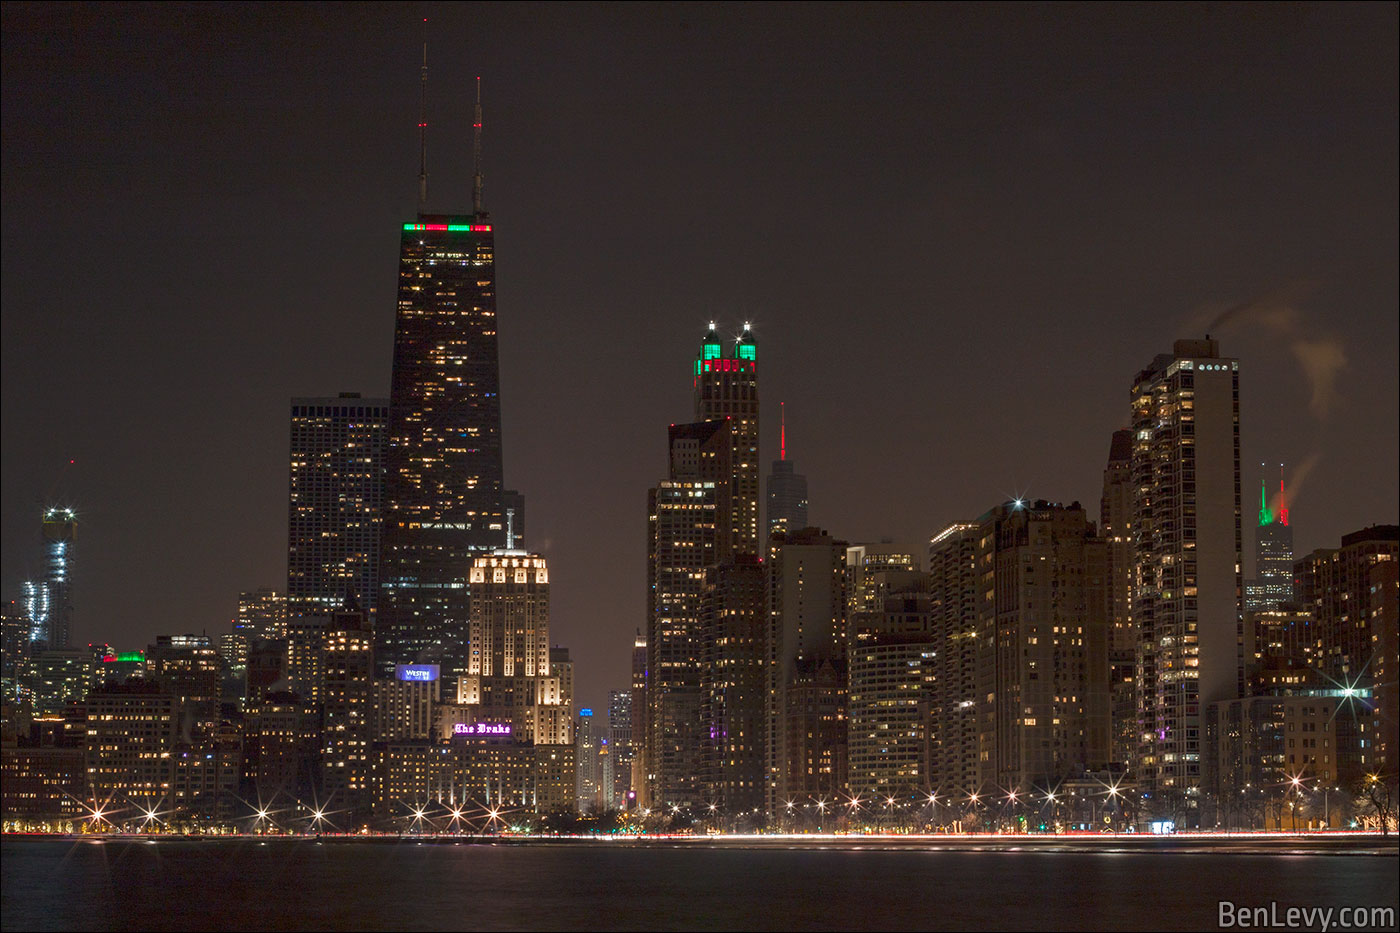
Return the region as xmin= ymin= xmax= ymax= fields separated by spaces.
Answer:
xmin=1130 ymin=338 xmax=1243 ymax=800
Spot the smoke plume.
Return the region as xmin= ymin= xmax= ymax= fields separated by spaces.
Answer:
xmin=1200 ymin=281 xmax=1347 ymax=418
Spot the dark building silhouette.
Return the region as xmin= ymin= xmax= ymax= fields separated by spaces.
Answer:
xmin=766 ymin=403 xmax=808 ymax=537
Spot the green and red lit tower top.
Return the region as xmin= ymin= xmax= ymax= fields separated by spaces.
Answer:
xmin=1256 ymin=466 xmax=1290 ymax=528
xmin=1248 ymin=464 xmax=1295 ymax=612
xmin=693 ymin=322 xmax=760 ymax=557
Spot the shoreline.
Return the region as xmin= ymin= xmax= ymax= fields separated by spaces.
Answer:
xmin=6 ymin=830 xmax=1396 ymax=856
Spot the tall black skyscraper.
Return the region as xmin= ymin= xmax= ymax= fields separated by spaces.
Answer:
xmin=377 ymin=78 xmax=521 ymax=677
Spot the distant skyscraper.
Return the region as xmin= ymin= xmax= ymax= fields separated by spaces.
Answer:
xmin=694 ymin=323 xmax=760 ymax=557
xmin=378 ymin=84 xmax=523 ymax=678
xmin=844 ymin=542 xmax=919 ymax=624
xmin=1 ymin=598 xmax=30 ymax=704
xmin=1245 ymin=467 xmax=1294 ymax=613
xmin=630 ymin=632 xmax=647 ymax=806
xmin=1131 ymin=338 xmax=1242 ymax=799
xmin=766 ymin=403 xmax=807 ymax=536
xmin=1100 ymin=429 xmax=1137 ymax=770
xmin=575 ymin=708 xmax=601 ymax=813
xmin=287 ymin=395 xmax=387 ymax=699
xmin=608 ymin=688 xmax=634 ymax=808
xmin=925 ymin=523 xmax=981 ymax=799
xmin=236 ymin=588 xmax=288 ymax=642
xmin=145 ymin=635 xmax=225 ymax=734
xmin=25 ymin=508 xmax=76 ymax=648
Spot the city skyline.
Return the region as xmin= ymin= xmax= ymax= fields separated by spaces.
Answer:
xmin=3 ymin=4 xmax=1398 ymax=712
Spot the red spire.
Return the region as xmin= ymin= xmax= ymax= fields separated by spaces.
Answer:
xmin=1279 ymin=464 xmax=1289 ymax=527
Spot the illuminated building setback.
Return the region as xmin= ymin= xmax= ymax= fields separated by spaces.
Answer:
xmin=1131 ymin=338 xmax=1243 ymax=797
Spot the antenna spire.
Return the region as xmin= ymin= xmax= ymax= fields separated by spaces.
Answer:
xmin=1278 ymin=463 xmax=1289 ymax=527
xmin=472 ymin=76 xmax=484 ymax=215
xmin=780 ymin=402 xmax=787 ymax=461
xmin=418 ymin=19 xmax=428 ymax=211
xmin=1257 ymin=469 xmax=1271 ymax=527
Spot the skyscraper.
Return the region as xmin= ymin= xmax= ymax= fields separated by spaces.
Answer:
xmin=766 ymin=403 xmax=807 ymax=536
xmin=925 ymin=503 xmax=1111 ymax=800
xmin=235 ymin=588 xmax=288 ymax=643
xmin=645 ymin=477 xmax=718 ymax=807
xmin=646 ymin=325 xmax=763 ymax=810
xmin=1100 ymin=429 xmax=1137 ymax=769
xmin=925 ymin=523 xmax=981 ymax=800
xmin=765 ymin=527 xmax=848 ymax=815
xmin=699 ymin=555 xmax=766 ymax=817
xmin=287 ymin=395 xmax=386 ymax=700
xmin=979 ymin=501 xmax=1111 ymax=793
xmin=847 ymin=582 xmax=935 ymax=799
xmin=630 ymin=632 xmax=647 ymax=806
xmin=1 ymin=598 xmax=30 ymax=704
xmin=1131 ymin=338 xmax=1243 ymax=800
xmin=608 ymin=688 xmax=634 ymax=808
xmin=1295 ymin=524 xmax=1398 ymax=784
xmin=457 ymin=552 xmax=569 ymax=748
xmin=466 ymin=553 xmax=549 ymax=679
xmin=322 ymin=600 xmax=375 ymax=823
xmin=377 ymin=81 xmax=521 ymax=678
xmin=1245 ymin=467 xmax=1294 ymax=613
xmin=25 ymin=508 xmax=76 ymax=648
xmin=694 ymin=323 xmax=760 ymax=557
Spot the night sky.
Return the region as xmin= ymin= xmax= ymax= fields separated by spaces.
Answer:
xmin=3 ymin=3 xmax=1397 ymax=711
